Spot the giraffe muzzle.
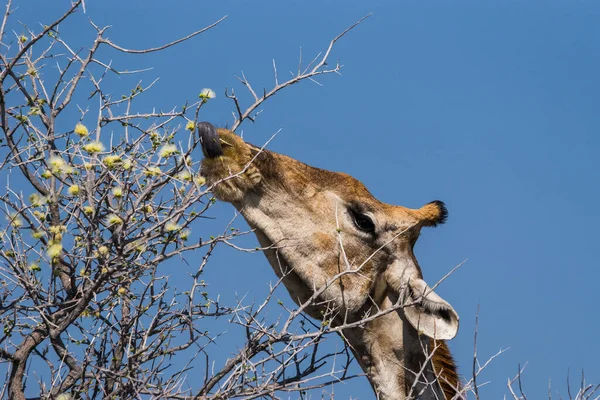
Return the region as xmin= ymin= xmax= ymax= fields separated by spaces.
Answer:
xmin=199 ymin=121 xmax=223 ymax=158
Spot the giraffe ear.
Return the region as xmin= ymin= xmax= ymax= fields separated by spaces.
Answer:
xmin=417 ymin=200 xmax=448 ymax=227
xmin=403 ymin=278 xmax=459 ymax=340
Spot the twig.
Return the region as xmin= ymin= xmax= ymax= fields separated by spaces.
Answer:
xmin=100 ymin=16 xmax=227 ymax=54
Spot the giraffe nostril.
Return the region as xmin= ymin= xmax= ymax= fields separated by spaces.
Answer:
xmin=198 ymin=121 xmax=223 ymax=158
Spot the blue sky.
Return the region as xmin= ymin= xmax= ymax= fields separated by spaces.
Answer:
xmin=12 ymin=1 xmax=600 ymax=398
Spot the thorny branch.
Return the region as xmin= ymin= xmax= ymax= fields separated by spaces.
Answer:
xmin=226 ymin=14 xmax=372 ymax=132
xmin=0 ymin=2 xmax=237 ymax=399
xmin=0 ymin=3 xmax=377 ymax=400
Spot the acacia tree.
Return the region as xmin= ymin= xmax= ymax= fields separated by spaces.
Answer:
xmin=0 ymin=1 xmax=377 ymax=399
xmin=3 ymin=3 xmax=595 ymax=400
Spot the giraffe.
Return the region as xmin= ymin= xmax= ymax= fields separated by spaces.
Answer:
xmin=199 ymin=122 xmax=461 ymax=399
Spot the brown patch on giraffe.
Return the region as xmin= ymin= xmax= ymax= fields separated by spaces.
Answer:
xmin=312 ymin=232 xmax=335 ymax=251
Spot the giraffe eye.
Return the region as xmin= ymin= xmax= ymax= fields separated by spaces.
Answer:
xmin=350 ymin=209 xmax=375 ymax=233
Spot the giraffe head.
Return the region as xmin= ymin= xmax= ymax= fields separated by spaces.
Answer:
xmin=200 ymin=122 xmax=459 ymax=340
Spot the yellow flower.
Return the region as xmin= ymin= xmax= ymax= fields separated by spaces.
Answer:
xmin=33 ymin=210 xmax=45 ymax=220
xmin=143 ymin=205 xmax=153 ymax=213
xmin=31 ymin=230 xmax=45 ymax=239
xmin=29 ymin=263 xmax=41 ymax=272
xmin=16 ymin=115 xmax=29 ymax=125
xmin=102 ymin=155 xmax=122 ymax=168
xmin=144 ymin=166 xmax=161 ymax=176
xmin=179 ymin=229 xmax=191 ymax=240
xmin=68 ymin=185 xmax=80 ymax=196
xmin=29 ymin=193 xmax=46 ymax=207
xmin=82 ymin=141 xmax=105 ymax=154
xmin=8 ymin=214 xmax=23 ymax=228
xmin=122 ymin=158 xmax=132 ymax=170
xmin=41 ymin=170 xmax=52 ymax=179
xmin=49 ymin=156 xmax=66 ymax=173
xmin=112 ymin=187 xmax=123 ymax=198
xmin=178 ymin=170 xmax=192 ymax=182
xmin=199 ymin=88 xmax=216 ymax=100
xmin=158 ymin=144 xmax=178 ymax=158
xmin=19 ymin=35 xmax=27 ymax=43
xmin=83 ymin=206 xmax=94 ymax=215
xmin=185 ymin=121 xmax=195 ymax=131
xmin=165 ymin=222 xmax=180 ymax=232
xmin=105 ymin=214 xmax=123 ymax=226
xmin=117 ymin=287 xmax=128 ymax=296
xmin=194 ymin=175 xmax=206 ymax=186
xmin=49 ymin=225 xmax=62 ymax=234
xmin=74 ymin=122 xmax=89 ymax=137
xmin=98 ymin=245 xmax=109 ymax=256
xmin=47 ymin=243 xmax=62 ymax=259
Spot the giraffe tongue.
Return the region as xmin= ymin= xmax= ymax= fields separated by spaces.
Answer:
xmin=198 ymin=121 xmax=223 ymax=158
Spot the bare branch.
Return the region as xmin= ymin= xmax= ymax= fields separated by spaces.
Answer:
xmin=100 ymin=16 xmax=227 ymax=54
xmin=229 ymin=14 xmax=371 ymax=131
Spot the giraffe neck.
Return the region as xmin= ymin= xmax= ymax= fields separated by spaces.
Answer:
xmin=341 ymin=293 xmax=458 ymax=400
